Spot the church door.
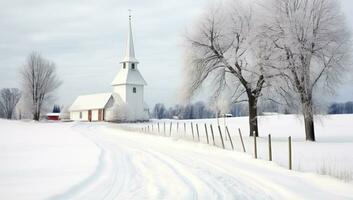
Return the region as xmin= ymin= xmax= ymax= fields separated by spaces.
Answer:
xmin=88 ymin=110 xmax=92 ymax=122
xmin=98 ymin=109 xmax=102 ymax=121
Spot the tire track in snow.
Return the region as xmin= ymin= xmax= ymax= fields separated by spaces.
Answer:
xmin=134 ymin=148 xmax=272 ymax=200
xmin=93 ymin=124 xmax=274 ymax=199
xmin=47 ymin=124 xmax=107 ymax=200
xmin=155 ymin=148 xmax=274 ymax=200
xmin=87 ymin=127 xmax=199 ymax=199
xmin=72 ymin=123 xmax=226 ymax=199
xmin=73 ymin=124 xmax=142 ymax=200
xmin=50 ymin=123 xmax=336 ymax=200
xmin=48 ymin=123 xmax=140 ymax=200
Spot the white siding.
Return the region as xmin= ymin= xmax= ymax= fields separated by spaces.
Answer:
xmin=113 ymin=85 xmax=126 ymax=102
xmin=125 ymin=84 xmax=144 ymax=121
xmin=91 ymin=109 xmax=99 ymax=121
xmin=70 ymin=111 xmax=88 ymax=121
xmin=112 ymin=83 xmax=148 ymax=121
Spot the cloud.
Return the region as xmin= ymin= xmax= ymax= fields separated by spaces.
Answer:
xmin=0 ymin=0 xmax=352 ymax=108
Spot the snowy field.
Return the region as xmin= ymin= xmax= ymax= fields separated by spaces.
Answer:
xmin=0 ymin=117 xmax=353 ymax=199
xmin=135 ymin=114 xmax=353 ymax=182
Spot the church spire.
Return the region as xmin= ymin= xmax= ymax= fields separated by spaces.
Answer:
xmin=122 ymin=10 xmax=138 ymax=63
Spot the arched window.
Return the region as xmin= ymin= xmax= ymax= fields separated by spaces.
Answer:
xmin=133 ymin=87 xmax=136 ymax=93
xmin=131 ymin=63 xmax=135 ymax=70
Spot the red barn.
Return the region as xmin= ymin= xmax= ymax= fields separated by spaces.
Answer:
xmin=46 ymin=113 xmax=60 ymax=121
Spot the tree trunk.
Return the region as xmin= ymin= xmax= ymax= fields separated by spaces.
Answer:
xmin=33 ymin=110 xmax=40 ymax=121
xmin=33 ymin=113 xmax=39 ymax=121
xmin=302 ymin=98 xmax=315 ymax=141
xmin=248 ymin=95 xmax=259 ymax=137
xmin=6 ymin=111 xmax=12 ymax=119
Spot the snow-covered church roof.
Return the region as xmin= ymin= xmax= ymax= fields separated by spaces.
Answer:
xmin=111 ymin=13 xmax=147 ymax=86
xmin=69 ymin=93 xmax=112 ymax=111
xmin=111 ymin=69 xmax=147 ymax=86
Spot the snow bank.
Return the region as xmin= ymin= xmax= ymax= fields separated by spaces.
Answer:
xmin=102 ymin=124 xmax=353 ymax=199
xmin=0 ymin=120 xmax=100 ymax=200
xmin=134 ymin=114 xmax=353 ymax=182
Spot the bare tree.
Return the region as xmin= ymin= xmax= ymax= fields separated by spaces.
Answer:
xmin=0 ymin=88 xmax=21 ymax=119
xmin=265 ymin=0 xmax=352 ymax=141
xmin=20 ymin=52 xmax=61 ymax=121
xmin=153 ymin=103 xmax=167 ymax=119
xmin=183 ymin=1 xmax=277 ymax=136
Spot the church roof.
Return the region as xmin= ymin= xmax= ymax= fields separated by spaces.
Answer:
xmin=111 ymin=68 xmax=147 ymax=86
xmin=122 ymin=14 xmax=138 ymax=63
xmin=69 ymin=93 xmax=112 ymax=111
xmin=112 ymin=13 xmax=147 ymax=86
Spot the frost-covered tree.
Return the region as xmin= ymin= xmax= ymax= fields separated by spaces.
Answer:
xmin=265 ymin=0 xmax=352 ymax=141
xmin=183 ymin=0 xmax=277 ymax=136
xmin=171 ymin=104 xmax=185 ymax=119
xmin=152 ymin=103 xmax=167 ymax=119
xmin=0 ymin=88 xmax=21 ymax=119
xmin=20 ymin=52 xmax=61 ymax=121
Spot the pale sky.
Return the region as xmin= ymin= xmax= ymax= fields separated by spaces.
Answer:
xmin=0 ymin=0 xmax=353 ymax=108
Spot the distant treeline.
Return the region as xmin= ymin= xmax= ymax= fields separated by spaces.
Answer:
xmin=328 ymin=102 xmax=353 ymax=114
xmin=152 ymin=101 xmax=283 ymax=119
xmin=151 ymin=101 xmax=353 ymax=119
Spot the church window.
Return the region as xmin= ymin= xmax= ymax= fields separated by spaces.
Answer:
xmin=131 ymin=63 xmax=135 ymax=70
xmin=123 ymin=63 xmax=126 ymax=69
xmin=133 ymin=87 xmax=136 ymax=93
xmin=79 ymin=112 xmax=82 ymax=119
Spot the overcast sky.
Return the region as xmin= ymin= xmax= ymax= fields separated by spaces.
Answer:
xmin=1 ymin=0 xmax=353 ymax=108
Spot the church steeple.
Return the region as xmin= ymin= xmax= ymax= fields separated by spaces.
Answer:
xmin=122 ymin=10 xmax=138 ymax=63
xmin=112 ymin=10 xmax=147 ymax=87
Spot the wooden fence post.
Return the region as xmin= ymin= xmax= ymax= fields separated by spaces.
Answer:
xmin=204 ymin=123 xmax=209 ymax=144
xmin=238 ymin=129 xmax=246 ymax=152
xmin=177 ymin=122 xmax=179 ymax=134
xmin=158 ymin=123 xmax=160 ymax=134
xmin=268 ymin=134 xmax=272 ymax=161
xmin=225 ymin=127 xmax=234 ymax=150
xmin=218 ymin=125 xmax=225 ymax=149
xmin=196 ymin=124 xmax=200 ymax=142
xmin=184 ymin=122 xmax=186 ymax=137
xmin=253 ymin=131 xmax=257 ymax=159
xmin=289 ymin=136 xmax=292 ymax=170
xmin=163 ymin=122 xmax=166 ymax=136
xmin=170 ymin=122 xmax=172 ymax=136
xmin=191 ymin=122 xmax=195 ymax=140
xmin=210 ymin=124 xmax=215 ymax=146
xmin=152 ymin=124 xmax=154 ymax=133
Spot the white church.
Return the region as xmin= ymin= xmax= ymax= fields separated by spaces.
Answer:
xmin=69 ymin=14 xmax=149 ymax=122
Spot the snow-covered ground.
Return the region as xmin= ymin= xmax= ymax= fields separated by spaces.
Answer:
xmin=0 ymin=117 xmax=352 ymax=199
xmin=136 ymin=114 xmax=353 ymax=182
xmin=0 ymin=120 xmax=100 ymax=199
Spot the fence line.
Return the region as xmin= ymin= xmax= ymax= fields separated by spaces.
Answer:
xmin=123 ymin=120 xmax=293 ymax=172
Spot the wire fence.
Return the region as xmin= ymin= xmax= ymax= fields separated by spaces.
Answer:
xmin=120 ymin=120 xmax=293 ymax=170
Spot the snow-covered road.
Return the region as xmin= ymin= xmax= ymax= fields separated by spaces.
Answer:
xmin=51 ymin=123 xmax=353 ymax=200
xmin=1 ymin=120 xmax=352 ymax=200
